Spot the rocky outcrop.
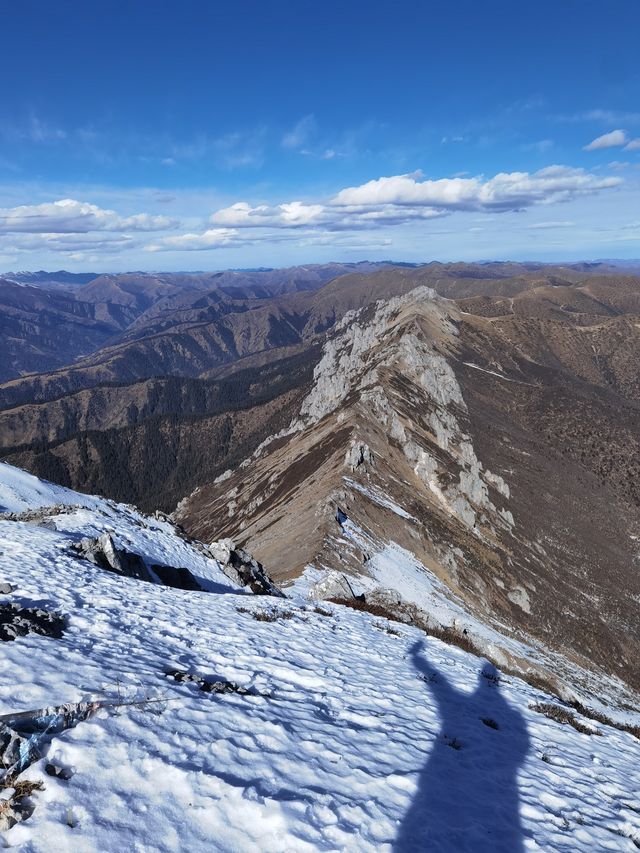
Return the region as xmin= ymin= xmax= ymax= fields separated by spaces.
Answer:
xmin=175 ymin=274 xmax=640 ymax=702
xmin=297 ymin=286 xmax=513 ymax=535
xmin=0 ymin=604 xmax=66 ymax=642
xmin=0 ymin=504 xmax=83 ymax=527
xmin=308 ymin=570 xmax=358 ymax=601
xmin=345 ymin=441 xmax=375 ymax=471
xmin=165 ymin=668 xmax=255 ymax=695
xmin=73 ymin=533 xmax=205 ymax=592
xmin=209 ymin=539 xmax=284 ymax=597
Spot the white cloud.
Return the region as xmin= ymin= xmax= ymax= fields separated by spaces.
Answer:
xmin=146 ymin=228 xmax=240 ymax=251
xmin=282 ymin=115 xmax=316 ymax=150
xmin=624 ymin=138 xmax=640 ymax=151
xmin=2 ymin=161 xmax=627 ymax=263
xmin=209 ymin=198 xmax=447 ymax=233
xmin=584 ymin=129 xmax=628 ymax=151
xmin=155 ymin=164 xmax=621 ymax=253
xmin=210 ymin=201 xmax=325 ymax=229
xmin=332 ymin=166 xmax=620 ymax=212
xmin=0 ymin=199 xmax=176 ymax=234
xmin=0 ymin=232 xmax=137 ymax=255
xmin=525 ymin=220 xmax=574 ymax=230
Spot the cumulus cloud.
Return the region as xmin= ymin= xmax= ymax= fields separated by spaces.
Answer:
xmin=0 ymin=199 xmax=176 ymax=234
xmin=209 ymin=198 xmax=447 ymax=232
xmin=210 ymin=201 xmax=325 ymax=229
xmin=624 ymin=138 xmax=640 ymax=151
xmin=332 ymin=166 xmax=620 ymax=212
xmin=584 ymin=129 xmax=628 ymax=151
xmin=185 ymin=165 xmax=621 ymax=250
xmin=154 ymin=163 xmax=621 ymax=253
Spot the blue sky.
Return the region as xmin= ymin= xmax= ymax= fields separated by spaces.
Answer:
xmin=1 ymin=0 xmax=639 ymax=271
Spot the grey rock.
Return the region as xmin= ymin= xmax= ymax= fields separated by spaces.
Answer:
xmin=165 ymin=668 xmax=256 ymax=695
xmin=73 ymin=533 xmax=205 ymax=592
xmin=209 ymin=538 xmax=284 ymax=597
xmin=308 ymin=571 xmax=357 ymax=601
xmin=0 ymin=603 xmax=66 ymax=642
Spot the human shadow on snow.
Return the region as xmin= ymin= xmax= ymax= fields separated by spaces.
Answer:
xmin=394 ymin=641 xmax=530 ymax=852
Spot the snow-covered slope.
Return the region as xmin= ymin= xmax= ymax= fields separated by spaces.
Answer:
xmin=1 ymin=463 xmax=639 ymax=851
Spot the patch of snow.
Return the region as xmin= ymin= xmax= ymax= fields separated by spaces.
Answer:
xmin=345 ymin=478 xmax=417 ymax=521
xmin=0 ymin=463 xmax=100 ymax=515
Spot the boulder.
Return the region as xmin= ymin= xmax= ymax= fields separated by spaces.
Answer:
xmin=345 ymin=441 xmax=375 ymax=471
xmin=74 ymin=532 xmax=153 ymax=582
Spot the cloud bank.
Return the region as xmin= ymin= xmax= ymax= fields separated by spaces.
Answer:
xmin=0 ymin=163 xmax=626 ymax=260
xmin=143 ymin=165 xmax=621 ymax=251
xmin=0 ymin=198 xmax=176 ymax=234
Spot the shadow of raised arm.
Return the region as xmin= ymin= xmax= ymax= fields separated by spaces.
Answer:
xmin=409 ymin=639 xmax=458 ymax=710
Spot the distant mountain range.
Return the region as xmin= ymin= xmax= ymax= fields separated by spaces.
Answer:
xmin=4 ymin=269 xmax=101 ymax=287
xmin=0 ymin=262 xmax=399 ymax=385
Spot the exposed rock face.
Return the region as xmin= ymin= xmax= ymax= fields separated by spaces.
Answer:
xmin=209 ymin=539 xmax=284 ymax=597
xmin=345 ymin=441 xmax=375 ymax=471
xmin=5 ymin=262 xmax=640 ymax=516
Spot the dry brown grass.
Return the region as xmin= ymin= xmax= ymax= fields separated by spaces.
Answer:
xmin=569 ymin=699 xmax=640 ymax=740
xmin=236 ymin=605 xmax=295 ymax=622
xmin=0 ymin=778 xmax=44 ymax=829
xmin=530 ymin=702 xmax=600 ymax=735
xmin=329 ymin=597 xmax=483 ymax=656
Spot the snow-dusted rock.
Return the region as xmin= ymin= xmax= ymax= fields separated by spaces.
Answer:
xmin=308 ymin=570 xmax=357 ymax=601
